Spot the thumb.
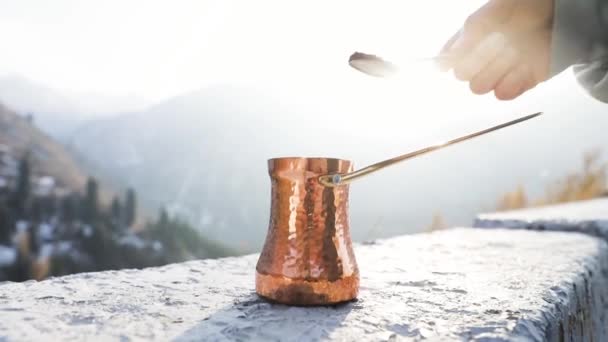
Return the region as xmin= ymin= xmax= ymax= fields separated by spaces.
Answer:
xmin=437 ymin=0 xmax=512 ymax=71
xmin=437 ymin=29 xmax=463 ymax=71
xmin=459 ymin=0 xmax=512 ymax=47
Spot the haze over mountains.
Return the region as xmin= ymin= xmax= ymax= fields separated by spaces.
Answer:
xmin=2 ymin=65 xmax=607 ymax=253
xmin=64 ymin=74 xmax=608 ymax=252
xmin=0 ymin=75 xmax=148 ymax=139
xmin=69 ymin=85 xmax=322 ymax=252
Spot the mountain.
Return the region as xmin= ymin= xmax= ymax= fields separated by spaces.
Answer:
xmin=70 ymin=85 xmax=309 ymax=252
xmin=0 ymin=75 xmax=84 ymax=139
xmin=0 ymin=102 xmax=85 ymax=189
xmin=0 ymin=75 xmax=148 ymax=140
xmin=0 ymin=102 xmax=112 ymax=202
xmin=69 ymin=80 xmax=608 ymax=252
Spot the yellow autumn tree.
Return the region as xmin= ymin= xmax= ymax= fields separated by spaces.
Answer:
xmin=496 ymin=149 xmax=607 ymax=211
xmin=496 ymin=185 xmax=528 ymax=211
xmin=426 ymin=212 xmax=447 ymax=232
xmin=537 ymin=149 xmax=606 ymax=205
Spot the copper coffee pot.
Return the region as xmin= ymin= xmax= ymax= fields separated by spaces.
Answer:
xmin=255 ymin=112 xmax=541 ymax=306
xmin=255 ymin=52 xmax=543 ymax=306
xmin=255 ymin=157 xmax=358 ymax=306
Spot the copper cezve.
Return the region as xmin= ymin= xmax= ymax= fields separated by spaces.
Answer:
xmin=256 ymin=112 xmax=542 ymax=306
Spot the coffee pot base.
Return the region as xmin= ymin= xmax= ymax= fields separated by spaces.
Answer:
xmin=255 ymin=271 xmax=359 ymax=306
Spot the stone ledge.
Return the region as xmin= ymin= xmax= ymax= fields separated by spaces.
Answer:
xmin=474 ymin=198 xmax=608 ymax=241
xmin=1 ymin=228 xmax=607 ymax=341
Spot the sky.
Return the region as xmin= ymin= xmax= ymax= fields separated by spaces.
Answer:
xmin=0 ymin=0 xmax=597 ymax=140
xmin=0 ymin=0 xmax=486 ymax=103
xmin=1 ymin=0 xmax=606 ymax=238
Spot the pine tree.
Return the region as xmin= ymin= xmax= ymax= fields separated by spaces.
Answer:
xmin=0 ymin=201 xmax=12 ymax=244
xmin=41 ymin=194 xmax=57 ymax=221
xmin=84 ymin=178 xmax=99 ymax=223
xmin=111 ymin=196 xmax=121 ymax=222
xmin=61 ymin=194 xmax=76 ymax=222
xmin=73 ymin=194 xmax=84 ymax=222
xmin=28 ymin=223 xmax=40 ymax=255
xmin=31 ymin=198 xmax=43 ymax=222
xmin=25 ymin=113 xmax=34 ymax=125
xmin=110 ymin=196 xmax=123 ymax=232
xmin=159 ymin=207 xmax=169 ymax=226
xmin=125 ymin=188 xmax=136 ymax=227
xmin=14 ymin=155 xmax=30 ymax=218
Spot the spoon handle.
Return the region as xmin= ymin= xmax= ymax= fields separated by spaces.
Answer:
xmin=318 ymin=112 xmax=543 ymax=187
xmin=410 ymin=54 xmax=452 ymax=63
xmin=348 ymin=52 xmax=452 ymax=77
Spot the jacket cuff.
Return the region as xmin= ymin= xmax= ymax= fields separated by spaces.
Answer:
xmin=573 ymin=61 xmax=608 ymax=102
xmin=549 ymin=0 xmax=606 ymax=77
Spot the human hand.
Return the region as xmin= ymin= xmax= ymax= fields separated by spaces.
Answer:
xmin=439 ymin=0 xmax=554 ymax=100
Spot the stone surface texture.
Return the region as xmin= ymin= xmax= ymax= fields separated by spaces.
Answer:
xmin=0 ymin=228 xmax=607 ymax=341
xmin=475 ymin=198 xmax=608 ymax=241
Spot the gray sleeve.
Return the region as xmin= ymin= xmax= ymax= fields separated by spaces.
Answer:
xmin=550 ymin=0 xmax=608 ymax=103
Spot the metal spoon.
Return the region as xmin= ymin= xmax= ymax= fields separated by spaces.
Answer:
xmin=348 ymin=51 xmax=451 ymax=78
xmin=318 ymin=111 xmax=542 ymax=187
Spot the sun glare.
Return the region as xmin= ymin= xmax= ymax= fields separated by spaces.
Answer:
xmin=0 ymin=0 xmax=486 ymax=104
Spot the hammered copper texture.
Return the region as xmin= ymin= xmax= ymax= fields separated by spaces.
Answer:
xmin=256 ymin=157 xmax=359 ymax=305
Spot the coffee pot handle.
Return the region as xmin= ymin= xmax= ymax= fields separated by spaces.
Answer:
xmin=318 ymin=112 xmax=543 ymax=187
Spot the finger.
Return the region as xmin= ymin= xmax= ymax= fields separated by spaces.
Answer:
xmin=494 ymin=64 xmax=536 ymax=100
xmin=437 ymin=29 xmax=463 ymax=71
xmin=450 ymin=0 xmax=512 ymax=56
xmin=453 ymin=31 xmax=507 ymax=81
xmin=439 ymin=29 xmax=463 ymax=55
xmin=470 ymin=46 xmax=518 ymax=95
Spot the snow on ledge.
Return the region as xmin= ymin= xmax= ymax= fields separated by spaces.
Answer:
xmin=0 ymin=228 xmax=607 ymax=341
xmin=475 ymin=198 xmax=608 ymax=241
